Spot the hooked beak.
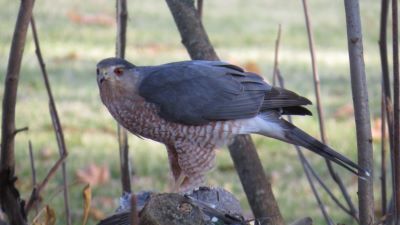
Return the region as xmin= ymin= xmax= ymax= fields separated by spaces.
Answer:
xmin=98 ymin=72 xmax=110 ymax=84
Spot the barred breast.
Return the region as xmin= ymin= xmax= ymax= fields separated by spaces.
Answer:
xmin=106 ymin=97 xmax=244 ymax=147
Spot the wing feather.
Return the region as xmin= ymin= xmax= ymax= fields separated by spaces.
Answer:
xmin=138 ymin=60 xmax=311 ymax=125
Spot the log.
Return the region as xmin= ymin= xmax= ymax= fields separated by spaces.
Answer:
xmin=139 ymin=193 xmax=205 ymax=225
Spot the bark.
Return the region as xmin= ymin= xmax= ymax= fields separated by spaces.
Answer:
xmin=165 ymin=1 xmax=284 ymax=224
xmin=343 ymin=1 xmax=374 ymax=224
xmin=165 ymin=0 xmax=218 ymax=60
xmin=139 ymin=194 xmax=205 ymax=225
xmin=0 ymin=0 xmax=35 ymax=224
xmin=391 ymin=0 xmax=400 ymax=223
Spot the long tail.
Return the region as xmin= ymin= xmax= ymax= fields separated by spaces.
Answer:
xmin=256 ymin=114 xmax=370 ymax=178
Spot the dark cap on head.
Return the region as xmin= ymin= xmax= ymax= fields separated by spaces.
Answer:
xmin=97 ymin=57 xmax=136 ymax=68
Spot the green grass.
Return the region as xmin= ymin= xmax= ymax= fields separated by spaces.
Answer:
xmin=0 ymin=0 xmax=386 ymax=224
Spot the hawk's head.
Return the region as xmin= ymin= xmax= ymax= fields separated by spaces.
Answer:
xmin=96 ymin=57 xmax=139 ymax=102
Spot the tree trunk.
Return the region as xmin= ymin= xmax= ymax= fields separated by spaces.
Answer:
xmin=165 ymin=1 xmax=285 ymax=224
xmin=0 ymin=0 xmax=35 ymax=224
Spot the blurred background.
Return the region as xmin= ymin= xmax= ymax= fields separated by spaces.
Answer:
xmin=0 ymin=0 xmax=384 ymax=224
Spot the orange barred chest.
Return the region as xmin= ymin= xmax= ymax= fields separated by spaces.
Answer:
xmin=107 ymin=99 xmax=241 ymax=147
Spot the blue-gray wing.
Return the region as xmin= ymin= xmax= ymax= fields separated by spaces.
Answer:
xmin=138 ymin=60 xmax=310 ymax=125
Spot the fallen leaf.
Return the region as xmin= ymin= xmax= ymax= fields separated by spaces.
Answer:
xmin=82 ymin=184 xmax=91 ymax=225
xmin=67 ymin=10 xmax=114 ymax=27
xmin=76 ymin=163 xmax=110 ymax=186
xmin=40 ymin=147 xmax=54 ymax=160
xmin=45 ymin=206 xmax=56 ymax=225
xmin=371 ymin=118 xmax=388 ymax=141
xmin=334 ymin=104 xmax=354 ymax=119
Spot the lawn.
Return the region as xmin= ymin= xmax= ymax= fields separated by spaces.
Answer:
xmin=0 ymin=0 xmax=385 ymax=224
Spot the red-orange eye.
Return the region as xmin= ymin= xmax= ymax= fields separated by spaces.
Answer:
xmin=114 ymin=67 xmax=124 ymax=76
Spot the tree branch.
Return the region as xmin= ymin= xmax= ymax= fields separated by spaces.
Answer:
xmin=165 ymin=1 xmax=284 ymax=224
xmin=391 ymin=0 xmax=400 ymax=223
xmin=30 ymin=16 xmax=71 ymax=225
xmin=116 ymin=0 xmax=132 ymax=194
xmin=378 ymin=0 xmax=390 ymax=217
xmin=0 ymin=0 xmax=35 ymax=224
xmin=343 ymin=1 xmax=375 ymax=224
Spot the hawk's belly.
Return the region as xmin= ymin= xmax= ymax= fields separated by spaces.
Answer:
xmin=107 ymin=101 xmax=242 ymax=147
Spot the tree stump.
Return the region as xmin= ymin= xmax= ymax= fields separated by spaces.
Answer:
xmin=139 ymin=193 xmax=205 ymax=225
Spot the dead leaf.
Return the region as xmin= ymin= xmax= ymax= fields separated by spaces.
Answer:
xmin=45 ymin=206 xmax=56 ymax=225
xmin=40 ymin=147 xmax=54 ymax=160
xmin=67 ymin=10 xmax=114 ymax=27
xmin=76 ymin=163 xmax=110 ymax=186
xmin=82 ymin=184 xmax=91 ymax=225
xmin=334 ymin=104 xmax=354 ymax=119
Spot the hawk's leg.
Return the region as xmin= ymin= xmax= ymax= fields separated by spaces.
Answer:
xmin=166 ymin=144 xmax=187 ymax=192
xmin=166 ymin=142 xmax=215 ymax=192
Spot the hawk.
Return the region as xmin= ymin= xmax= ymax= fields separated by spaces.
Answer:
xmin=96 ymin=57 xmax=368 ymax=190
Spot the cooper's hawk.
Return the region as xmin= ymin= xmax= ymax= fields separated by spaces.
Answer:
xmin=96 ymin=57 xmax=368 ymax=190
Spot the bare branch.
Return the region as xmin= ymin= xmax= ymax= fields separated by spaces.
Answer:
xmin=273 ymin=59 xmax=333 ymax=225
xmin=301 ymin=0 xmax=358 ymax=218
xmin=25 ymin=152 xmax=67 ymax=213
xmin=197 ymin=0 xmax=203 ymax=19
xmin=30 ymin=16 xmax=71 ymax=225
xmin=116 ymin=0 xmax=128 ymax=59
xmin=391 ymin=0 xmax=400 ymax=222
xmin=299 ymin=150 xmax=334 ymax=225
xmin=381 ymin=92 xmax=388 ymax=216
xmin=116 ymin=0 xmax=132 ymax=194
xmin=12 ymin=127 xmax=28 ymax=137
xmin=378 ymin=0 xmax=390 ymax=216
xmin=272 ymin=24 xmax=281 ymax=86
xmin=344 ymin=1 xmax=375 ymax=224
xmin=165 ymin=1 xmax=284 ymax=224
xmin=28 ymin=141 xmax=39 ymax=214
xmin=0 ymin=0 xmax=35 ymax=224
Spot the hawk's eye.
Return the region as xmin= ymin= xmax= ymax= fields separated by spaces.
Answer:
xmin=114 ymin=67 xmax=124 ymax=76
xmin=96 ymin=68 xmax=100 ymax=75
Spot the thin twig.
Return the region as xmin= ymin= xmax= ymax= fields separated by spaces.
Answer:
xmin=30 ymin=16 xmax=71 ymax=225
xmin=301 ymin=0 xmax=358 ymax=219
xmin=344 ymin=1 xmax=375 ymax=224
xmin=12 ymin=126 xmax=28 ymax=137
xmin=392 ymin=0 xmax=400 ymax=222
xmin=274 ymin=68 xmax=333 ymax=225
xmin=0 ymin=0 xmax=35 ymax=224
xmin=197 ymin=0 xmax=203 ymax=19
xmin=25 ymin=152 xmax=67 ymax=213
xmin=378 ymin=0 xmax=390 ymax=217
xmin=301 ymin=150 xmax=357 ymax=219
xmin=116 ymin=0 xmax=132 ymax=194
xmin=272 ymin=24 xmax=281 ymax=86
xmin=298 ymin=150 xmax=334 ymax=225
xmin=273 ymin=26 xmax=355 ymax=222
xmin=28 ymin=141 xmax=39 ymax=214
xmin=381 ymin=90 xmax=388 ymax=216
